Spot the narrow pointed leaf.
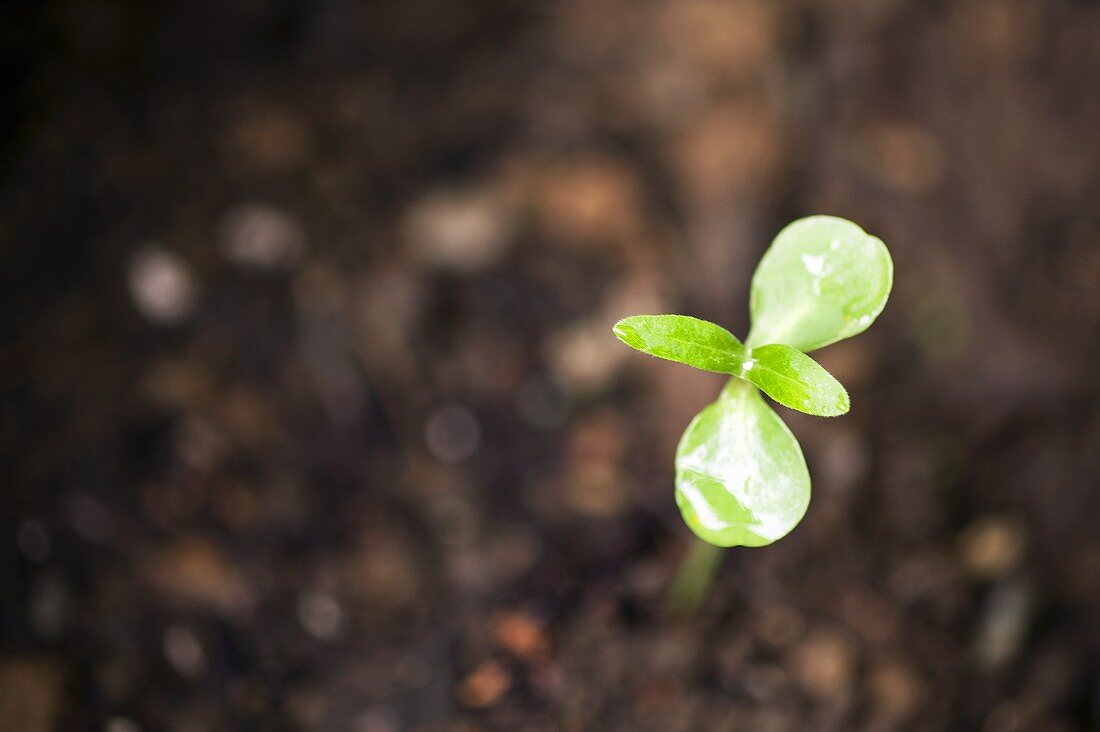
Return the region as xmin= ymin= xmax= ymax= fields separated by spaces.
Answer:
xmin=747 ymin=215 xmax=893 ymax=352
xmin=613 ymin=314 xmax=744 ymax=374
xmin=741 ymin=343 xmax=849 ymax=417
xmin=675 ymin=379 xmax=810 ymax=547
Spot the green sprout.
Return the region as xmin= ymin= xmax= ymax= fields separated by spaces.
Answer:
xmin=614 ymin=216 xmax=893 ymax=548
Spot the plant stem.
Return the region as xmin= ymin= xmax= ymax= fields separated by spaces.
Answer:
xmin=666 ymin=538 xmax=724 ymax=614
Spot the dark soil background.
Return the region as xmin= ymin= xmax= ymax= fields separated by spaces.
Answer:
xmin=4 ymin=1 xmax=1100 ymax=730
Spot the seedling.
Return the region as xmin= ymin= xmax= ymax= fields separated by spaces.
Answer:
xmin=614 ymin=216 xmax=892 ymax=548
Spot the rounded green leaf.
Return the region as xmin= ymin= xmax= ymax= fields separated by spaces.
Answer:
xmin=675 ymin=379 xmax=810 ymax=547
xmin=741 ymin=343 xmax=849 ymax=417
xmin=613 ymin=314 xmax=744 ymax=374
xmin=746 ymin=216 xmax=893 ymax=352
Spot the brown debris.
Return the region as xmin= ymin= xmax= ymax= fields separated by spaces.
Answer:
xmin=457 ymin=660 xmax=512 ymax=708
xmin=146 ymin=538 xmax=254 ymax=616
xmin=492 ymin=611 xmax=550 ymax=662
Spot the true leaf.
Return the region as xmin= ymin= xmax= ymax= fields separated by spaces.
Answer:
xmin=674 ymin=379 xmax=810 ymax=547
xmin=613 ymin=314 xmax=744 ymax=374
xmin=741 ymin=343 xmax=849 ymax=417
xmin=746 ymin=215 xmax=893 ymax=352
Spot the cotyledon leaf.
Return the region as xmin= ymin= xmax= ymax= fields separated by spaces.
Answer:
xmin=746 ymin=215 xmax=893 ymax=352
xmin=740 ymin=343 xmax=849 ymax=417
xmin=675 ymin=379 xmax=810 ymax=547
xmin=613 ymin=314 xmax=744 ymax=374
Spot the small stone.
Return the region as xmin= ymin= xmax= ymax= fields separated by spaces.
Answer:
xmin=492 ymin=611 xmax=550 ymax=661
xmin=548 ymin=318 xmax=627 ymax=395
xmin=484 ymin=527 xmax=541 ymax=583
xmin=672 ymin=102 xmax=784 ymax=204
xmin=657 ymin=0 xmax=780 ymax=79
xmin=424 ymin=405 xmax=480 ymax=464
xmin=220 ymin=203 xmax=306 ymax=269
xmin=163 ymin=624 xmax=206 ymax=679
xmin=128 ymin=245 xmax=196 ymax=326
xmin=344 ymin=529 xmax=422 ymax=614
xmin=742 ymin=664 xmax=787 ymax=702
xmin=532 ymin=156 xmax=643 ymax=249
xmin=403 ymin=184 xmax=517 ymax=273
xmin=788 ymin=630 xmax=856 ymax=700
xmin=457 ymin=660 xmax=511 ymax=708
xmin=297 ymin=592 xmax=343 ymax=640
xmin=959 ymin=516 xmax=1025 ymax=580
xmin=147 ymin=538 xmax=254 ymax=616
xmin=975 ymin=580 xmax=1031 ymax=670
xmin=869 ymin=660 xmax=922 ymax=721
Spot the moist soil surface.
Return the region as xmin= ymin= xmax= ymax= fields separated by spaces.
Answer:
xmin=4 ymin=1 xmax=1100 ymax=729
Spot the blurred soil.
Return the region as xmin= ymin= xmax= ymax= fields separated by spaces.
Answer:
xmin=4 ymin=1 xmax=1100 ymax=730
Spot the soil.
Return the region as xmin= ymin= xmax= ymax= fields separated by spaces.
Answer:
xmin=4 ymin=1 xmax=1100 ymax=730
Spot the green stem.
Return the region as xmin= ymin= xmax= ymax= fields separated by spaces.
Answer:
xmin=719 ymin=374 xmax=753 ymax=401
xmin=666 ymin=539 xmax=725 ymax=614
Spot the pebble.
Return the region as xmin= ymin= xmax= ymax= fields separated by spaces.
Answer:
xmin=788 ymin=630 xmax=856 ymax=700
xmin=531 ymin=156 xmax=643 ymax=249
xmin=742 ymin=664 xmax=787 ymax=702
xmin=146 ymin=538 xmax=254 ymax=616
xmin=959 ymin=516 xmax=1025 ymax=580
xmin=868 ymin=660 xmax=922 ymax=721
xmin=163 ymin=624 xmax=206 ymax=679
xmin=548 ymin=318 xmax=627 ymax=395
xmin=483 ymin=526 xmax=541 ymax=583
xmin=457 ymin=660 xmax=511 ymax=708
xmin=403 ymin=184 xmax=517 ymax=273
xmin=127 ymin=245 xmax=196 ymax=325
xmin=672 ymin=101 xmax=783 ymax=204
xmin=656 ymin=0 xmax=780 ymax=80
xmin=298 ymin=592 xmax=343 ymax=640
xmin=344 ymin=529 xmax=422 ymax=613
xmin=424 ymin=404 xmax=480 ymax=464
xmin=220 ymin=203 xmax=306 ymax=269
xmin=975 ymin=579 xmax=1031 ymax=670
xmin=492 ymin=611 xmax=550 ymax=661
